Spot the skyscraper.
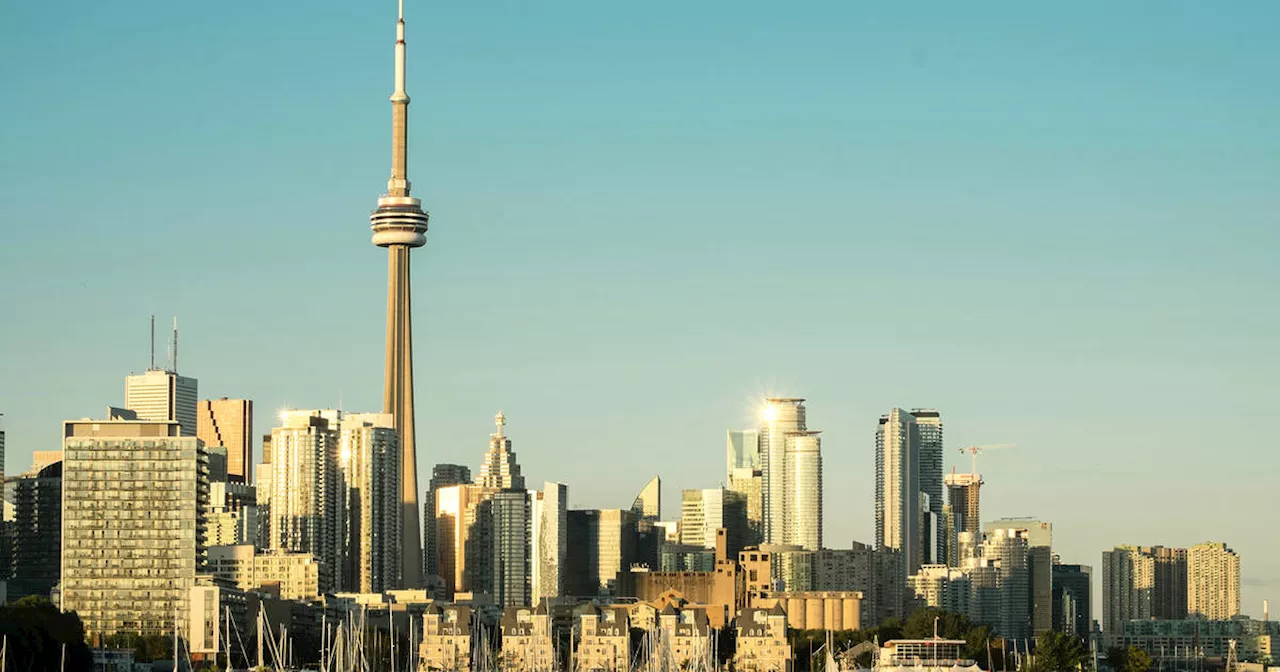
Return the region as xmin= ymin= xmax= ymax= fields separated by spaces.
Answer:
xmin=62 ymin=417 xmax=209 ymax=638
xmin=10 ymin=457 xmax=61 ymax=601
xmin=566 ymin=509 xmax=637 ymax=598
xmin=913 ymin=409 xmax=944 ymax=564
xmin=760 ymin=398 xmax=804 ymax=545
xmin=425 ymin=463 xmax=472 ymax=580
xmin=267 ymin=410 xmax=345 ymax=592
xmin=985 ymin=518 xmax=1053 ymax=636
xmin=125 ymin=368 xmax=198 ymax=436
xmin=1102 ymin=546 xmax=1157 ymax=636
xmin=341 ymin=412 xmax=401 ymax=592
xmin=1052 ymin=560 xmax=1092 ymax=636
xmin=631 ymin=476 xmax=661 ymax=521
xmin=1188 ymin=542 xmax=1240 ymax=620
xmin=876 ymin=408 xmax=922 ymax=575
xmin=944 ymin=472 xmax=980 ymax=566
xmin=476 ymin=412 xmax=525 ymax=490
xmin=679 ymin=488 xmax=748 ymax=555
xmin=369 ymin=0 xmax=432 ymax=588
xmin=492 ymin=489 xmax=531 ymax=607
xmin=726 ymin=429 xmax=763 ymax=545
xmin=531 ymin=482 xmax=568 ymax=603
xmin=434 ymin=483 xmax=491 ymax=598
xmin=785 ymin=431 xmax=822 ymax=551
xmin=197 ymin=398 xmax=253 ymax=483
xmin=727 ymin=430 xmax=761 ymax=474
xmin=945 ymin=473 xmax=980 ymax=534
xmin=982 ymin=527 xmax=1031 ymax=640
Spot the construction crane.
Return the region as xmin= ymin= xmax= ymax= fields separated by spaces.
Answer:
xmin=957 ymin=443 xmax=1016 ymax=476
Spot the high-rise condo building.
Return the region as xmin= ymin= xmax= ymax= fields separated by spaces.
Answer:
xmin=758 ymin=398 xmax=822 ymax=550
xmin=943 ymin=478 xmax=976 ymax=566
xmin=1102 ymin=544 xmax=1188 ymax=628
xmin=876 ymin=409 xmax=922 ymax=576
xmin=197 ymin=398 xmax=253 ymax=483
xmin=425 ymin=463 xmax=472 ymax=580
xmin=125 ymin=368 xmax=198 ymax=436
xmin=985 ymin=518 xmax=1053 ymax=635
xmin=531 ymin=482 xmax=568 ymax=603
xmin=727 ymin=429 xmax=761 ymax=474
xmin=206 ymin=481 xmax=257 ymax=547
xmin=492 ymin=489 xmax=531 ymax=607
xmin=760 ymin=399 xmax=804 ymax=545
xmin=368 ymin=0 xmax=432 ymax=587
xmin=476 ymin=412 xmax=525 ymax=490
xmin=784 ymin=431 xmax=822 ymax=551
xmin=1188 ymin=542 xmax=1240 ymax=620
xmin=913 ymin=409 xmax=944 ymax=565
xmin=10 ymin=456 xmax=62 ymax=602
xmin=267 ymin=410 xmax=345 ymax=592
xmin=945 ymin=473 xmax=981 ymax=535
xmin=727 ymin=467 xmax=763 ymax=547
xmin=566 ymin=509 xmax=637 ymax=598
xmin=434 ymin=483 xmax=492 ymax=598
xmin=982 ymin=528 xmax=1031 ymax=640
xmin=1052 ymin=560 xmax=1092 ymax=637
xmin=679 ymin=488 xmax=748 ymax=556
xmin=62 ymin=417 xmax=209 ymax=638
xmin=341 ymin=412 xmax=401 ymax=592
xmin=726 ymin=429 xmax=763 ymax=546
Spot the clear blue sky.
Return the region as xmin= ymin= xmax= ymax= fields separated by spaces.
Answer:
xmin=2 ymin=1 xmax=1278 ymax=617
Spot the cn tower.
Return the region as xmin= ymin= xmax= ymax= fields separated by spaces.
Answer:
xmin=370 ymin=0 xmax=428 ymax=588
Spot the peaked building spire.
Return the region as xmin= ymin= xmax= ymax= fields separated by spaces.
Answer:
xmin=370 ymin=0 xmax=431 ymax=589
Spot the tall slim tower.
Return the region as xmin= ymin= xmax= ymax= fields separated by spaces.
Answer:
xmin=760 ymin=398 xmax=805 ymax=545
xmin=370 ymin=0 xmax=431 ymax=588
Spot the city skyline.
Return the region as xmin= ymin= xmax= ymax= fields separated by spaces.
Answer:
xmin=2 ymin=0 xmax=1279 ymax=619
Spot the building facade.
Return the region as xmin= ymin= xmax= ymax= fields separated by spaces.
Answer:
xmin=61 ymin=418 xmax=208 ymax=638
xmin=492 ymin=488 xmax=531 ymax=607
xmin=784 ymin=431 xmax=822 ymax=551
xmin=10 ymin=458 xmax=62 ymax=601
xmin=1187 ymin=542 xmax=1240 ymax=620
xmin=424 ymin=463 xmax=472 ymax=580
xmin=912 ymin=409 xmax=944 ymax=565
xmin=985 ymin=518 xmax=1053 ymax=636
xmin=341 ymin=412 xmax=401 ymax=592
xmin=679 ymin=487 xmax=748 ymax=556
xmin=734 ymin=605 xmax=793 ymax=672
xmin=1052 ymin=561 xmax=1092 ymax=636
xmin=566 ymin=508 xmax=636 ymax=598
xmin=530 ymin=481 xmax=567 ymax=604
xmin=876 ymin=408 xmax=922 ymax=578
xmin=576 ymin=606 xmax=630 ymax=672
xmin=760 ymin=398 xmax=805 ymax=546
xmin=631 ymin=476 xmax=661 ymax=521
xmin=125 ymin=368 xmax=199 ymax=436
xmin=419 ymin=605 xmax=473 ymax=672
xmin=196 ymin=398 xmax=253 ymax=483
xmin=267 ymin=410 xmax=345 ymax=592
xmin=499 ymin=605 xmax=555 ymax=670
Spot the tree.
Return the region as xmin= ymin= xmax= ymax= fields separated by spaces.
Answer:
xmin=1027 ymin=631 xmax=1091 ymax=672
xmin=903 ymin=608 xmax=974 ymax=640
xmin=0 ymin=596 xmax=93 ymax=670
xmin=1106 ymin=645 xmax=1152 ymax=672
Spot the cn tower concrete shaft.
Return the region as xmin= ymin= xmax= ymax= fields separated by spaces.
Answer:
xmin=384 ymin=244 xmax=423 ymax=588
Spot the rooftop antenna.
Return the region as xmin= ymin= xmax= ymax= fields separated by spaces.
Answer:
xmin=172 ymin=317 xmax=179 ymax=373
xmin=150 ymin=315 xmax=156 ymax=370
